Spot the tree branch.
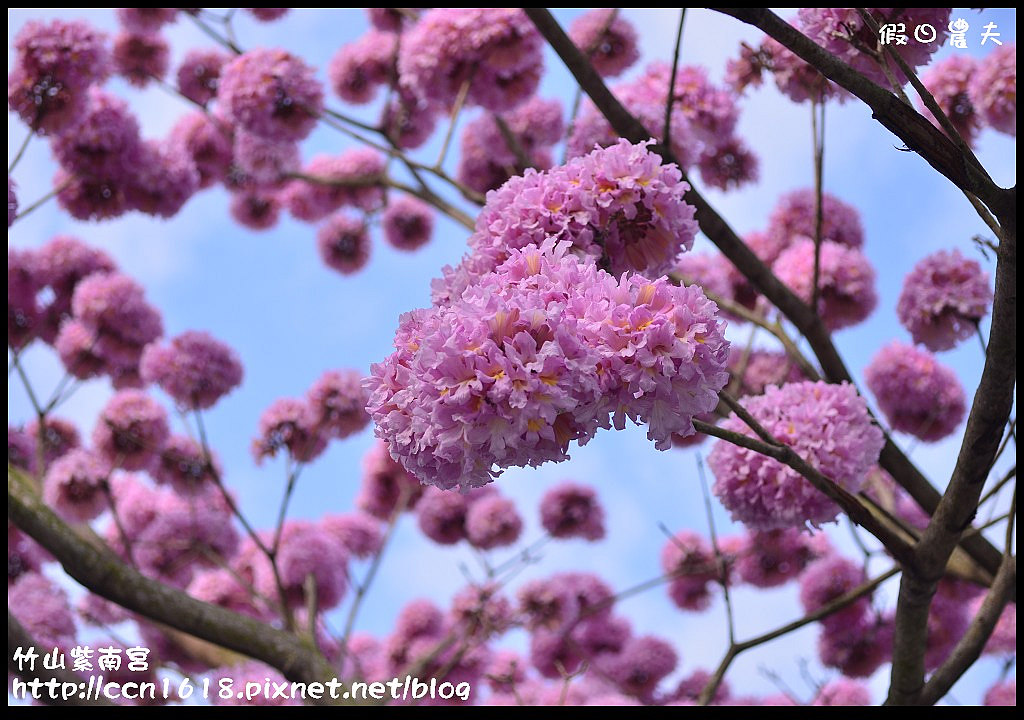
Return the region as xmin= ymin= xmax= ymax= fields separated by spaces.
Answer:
xmin=8 ymin=466 xmax=345 ymax=705
xmin=709 ymin=8 xmax=1013 ymax=219
xmin=526 ymin=6 xmax=1006 ymax=583
xmin=887 ymin=214 xmax=1017 ymax=704
xmin=918 ymin=555 xmax=1016 ymax=706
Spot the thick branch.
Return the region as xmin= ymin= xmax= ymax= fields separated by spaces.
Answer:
xmin=887 ymin=206 xmax=1017 ymax=704
xmin=710 ymin=8 xmax=1012 ymax=218
xmin=526 ymin=7 xmax=1006 ymax=582
xmin=918 ymin=555 xmax=1016 ymax=706
xmin=8 ymin=467 xmax=344 ymax=705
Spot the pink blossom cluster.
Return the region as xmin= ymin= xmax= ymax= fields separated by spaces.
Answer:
xmin=568 ymin=9 xmax=640 ymax=78
xmin=457 ymin=97 xmax=564 ymax=194
xmin=8 ymin=19 xmax=111 ymax=134
xmin=709 ymin=381 xmax=884 ymax=529
xmin=369 ymin=240 xmax=729 ymax=490
xmin=141 ymin=330 xmax=243 ymax=409
xmin=796 ymin=8 xmax=950 ymax=87
xmin=568 ymin=63 xmax=757 ymax=191
xmin=727 ymin=29 xmax=844 ymax=104
xmin=896 ymin=249 xmax=993 ymax=351
xmin=969 ymin=43 xmax=1016 ymax=136
xmin=865 ymin=342 xmax=966 ymax=441
xmin=398 ymin=9 xmax=543 ymax=114
xmin=252 ymin=368 xmax=370 ymax=464
xmin=435 ymin=140 xmax=700 ymax=303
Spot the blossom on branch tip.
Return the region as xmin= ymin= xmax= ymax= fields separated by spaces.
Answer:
xmin=176 ymin=49 xmax=229 ymax=106
xmin=371 ymin=239 xmax=729 ymax=491
xmin=217 ymin=48 xmax=323 ymax=142
xmin=398 ymin=8 xmax=543 ymax=114
xmin=773 ymin=239 xmax=877 ymax=331
xmin=43 ymin=448 xmax=110 ymax=522
xmin=896 ymin=249 xmax=992 ymax=351
xmin=969 ymin=43 xmax=1016 ymax=137
xmin=112 ymin=31 xmax=170 ymax=88
xmin=568 ymin=9 xmax=640 ymax=79
xmin=8 ymin=19 xmax=110 ymax=134
xmin=539 ymin=481 xmax=606 ymax=541
xmin=709 ymin=381 xmax=883 ymax=529
xmin=864 ymin=341 xmax=966 ymax=442
xmin=92 ymin=390 xmax=170 ymax=471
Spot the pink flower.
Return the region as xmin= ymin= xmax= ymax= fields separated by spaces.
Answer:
xmin=919 ymin=56 xmax=981 ymax=146
xmin=8 ymin=19 xmax=110 ymax=134
xmin=773 ymin=239 xmax=877 ymax=331
xmin=356 ymin=440 xmax=424 ymax=519
xmin=116 ymin=8 xmax=177 ymax=33
xmin=710 ymin=381 xmax=883 ymax=529
xmin=169 ymin=112 xmax=233 ymax=189
xmin=43 ymin=448 xmax=110 ymax=522
xmin=865 ymin=342 xmax=966 ymax=442
xmin=569 ymin=9 xmax=640 ymax=78
xmin=112 ymin=31 xmax=170 ymax=87
xmin=306 ymin=369 xmax=370 ymax=439
xmin=9 ymin=572 xmax=77 ymax=649
xmin=28 ymin=416 xmax=80 ymax=467
xmin=797 ymin=8 xmax=949 ymax=86
xmin=371 ymin=240 xmax=728 ymax=491
xmin=328 ymin=30 xmax=397 ymax=104
xmin=661 ymin=530 xmax=720 ymax=611
xmin=252 ymin=397 xmax=326 ymax=464
xmin=398 ymin=9 xmax=543 ymax=113
xmin=969 ymin=43 xmax=1016 ymax=136
xmin=322 ymin=513 xmax=383 ymax=559
xmin=141 ymin=330 xmax=244 ymax=409
xmin=466 ymin=494 xmax=523 ymax=550
xmin=766 ymin=189 xmax=864 ymax=255
xmin=381 ymin=196 xmax=434 ymax=252
xmin=92 ymin=390 xmax=170 ymax=471
xmin=124 ymin=139 xmax=199 ymax=218
xmin=218 ymin=48 xmax=323 ymax=142
xmin=317 ymin=213 xmax=371 ymax=275
xmin=457 ymin=97 xmax=563 ymax=194
xmin=733 ymin=528 xmax=827 ymax=588
xmin=896 ymin=249 xmax=993 ymax=351
xmin=176 ymin=49 xmax=229 ymax=106
xmin=603 ymin=635 xmax=678 ymax=698
xmin=151 ymin=434 xmax=219 ymax=497
xmin=539 ymin=481 xmax=605 ymax=541
xmin=799 ymin=554 xmax=871 ymax=628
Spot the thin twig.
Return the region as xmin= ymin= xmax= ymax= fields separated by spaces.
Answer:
xmin=8 ymin=132 xmax=31 ymax=174
xmin=663 ymin=10 xmax=687 ymax=144
xmin=697 ymin=454 xmax=736 ymax=645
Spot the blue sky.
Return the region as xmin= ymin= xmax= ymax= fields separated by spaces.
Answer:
xmin=8 ymin=8 xmax=1016 ymax=704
